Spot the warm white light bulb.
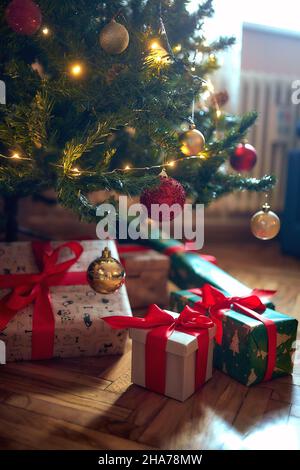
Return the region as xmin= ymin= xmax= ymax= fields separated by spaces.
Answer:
xmin=42 ymin=27 xmax=50 ymax=36
xmin=11 ymin=153 xmax=21 ymax=159
xmin=70 ymin=64 xmax=83 ymax=77
xmin=150 ymin=41 xmax=160 ymax=50
xmin=174 ymin=44 xmax=182 ymax=52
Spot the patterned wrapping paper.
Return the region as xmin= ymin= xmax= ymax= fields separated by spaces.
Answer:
xmin=142 ymin=237 xmax=275 ymax=309
xmin=0 ymin=240 xmax=131 ymax=362
xmin=170 ymin=289 xmax=298 ymax=386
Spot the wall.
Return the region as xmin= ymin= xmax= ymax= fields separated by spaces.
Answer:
xmin=241 ymin=23 xmax=300 ymax=76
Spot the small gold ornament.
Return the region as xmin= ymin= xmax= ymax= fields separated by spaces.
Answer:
xmin=99 ymin=19 xmax=129 ymax=55
xmin=87 ymin=247 xmax=125 ymax=294
xmin=180 ymin=125 xmax=205 ymax=156
xmin=251 ymin=203 xmax=280 ymax=240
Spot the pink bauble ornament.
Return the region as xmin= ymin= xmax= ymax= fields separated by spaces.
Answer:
xmin=140 ymin=172 xmax=186 ymax=221
xmin=5 ymin=0 xmax=42 ymax=36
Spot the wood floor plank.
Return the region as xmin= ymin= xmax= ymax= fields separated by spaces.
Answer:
xmin=290 ymin=404 xmax=300 ymax=418
xmin=233 ymin=387 xmax=272 ymax=434
xmin=259 ymin=381 xmax=300 ymax=405
xmin=4 ymin=390 xmax=131 ymax=422
xmin=262 ymin=398 xmax=291 ymax=425
xmin=0 ymin=240 xmax=299 ymax=449
xmin=183 ymin=376 xmax=246 ymax=450
xmin=3 ymin=391 xmax=140 ymax=442
xmin=137 ymin=396 xmax=194 ymax=449
xmin=275 ymin=373 xmax=300 ymax=387
xmin=0 ymin=436 xmax=36 ymax=450
xmin=0 ymin=375 xmax=125 ymax=409
xmin=0 ymin=403 xmax=153 ymax=450
xmin=0 ymin=388 xmax=11 ymax=403
xmin=106 ymin=372 xmax=132 ymax=394
xmin=3 ymin=362 xmax=111 ymax=389
xmin=99 ymin=350 xmax=132 ymax=382
xmin=137 ymin=371 xmax=231 ymax=449
xmin=126 ymin=390 xmax=167 ymax=427
xmin=39 ymin=346 xmax=131 ymax=378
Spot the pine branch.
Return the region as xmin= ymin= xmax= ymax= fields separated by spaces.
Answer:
xmin=208 ymin=112 xmax=258 ymax=155
xmin=0 ymin=0 xmax=277 ymax=225
xmin=62 ymin=120 xmax=114 ymax=171
xmin=27 ymin=89 xmax=53 ymax=149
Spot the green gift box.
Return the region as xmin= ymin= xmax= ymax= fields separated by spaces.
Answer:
xmin=142 ymin=237 xmax=275 ymax=309
xmin=170 ymin=288 xmax=298 ymax=386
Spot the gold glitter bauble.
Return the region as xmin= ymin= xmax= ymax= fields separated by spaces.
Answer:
xmin=180 ymin=127 xmax=205 ymax=156
xmin=251 ymin=203 xmax=280 ymax=240
xmin=99 ymin=19 xmax=129 ymax=55
xmin=87 ymin=247 xmax=125 ymax=294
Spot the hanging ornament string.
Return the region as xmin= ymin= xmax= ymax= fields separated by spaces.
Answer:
xmin=158 ymin=1 xmax=222 ymax=128
xmin=191 ymin=96 xmax=195 ymax=124
xmin=179 ymin=92 xmax=206 ymax=157
xmin=158 ymin=2 xmax=176 ymax=63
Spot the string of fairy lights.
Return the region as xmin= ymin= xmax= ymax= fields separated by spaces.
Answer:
xmin=1 ymin=1 xmax=280 ymax=242
xmin=67 ymin=154 xmax=206 ymax=178
xmin=0 ymin=7 xmax=223 ymax=177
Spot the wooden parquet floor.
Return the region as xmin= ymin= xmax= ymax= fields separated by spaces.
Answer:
xmin=0 ymin=240 xmax=300 ymax=450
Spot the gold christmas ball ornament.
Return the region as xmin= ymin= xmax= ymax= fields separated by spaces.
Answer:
xmin=251 ymin=203 xmax=281 ymax=240
xmin=87 ymin=247 xmax=126 ymax=294
xmin=99 ymin=19 xmax=129 ymax=55
xmin=180 ymin=126 xmax=205 ymax=156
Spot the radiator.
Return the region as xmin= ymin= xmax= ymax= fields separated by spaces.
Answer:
xmin=209 ymin=71 xmax=300 ymax=215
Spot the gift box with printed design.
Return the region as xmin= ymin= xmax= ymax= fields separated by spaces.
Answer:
xmin=118 ymin=244 xmax=170 ymax=308
xmin=142 ymin=237 xmax=276 ymax=310
xmin=104 ymin=304 xmax=216 ymax=401
xmin=0 ymin=240 xmax=132 ymax=362
xmin=170 ymin=285 xmax=298 ymax=386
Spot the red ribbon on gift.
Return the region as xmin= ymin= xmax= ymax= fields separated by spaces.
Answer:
xmin=0 ymin=241 xmax=87 ymax=360
xmin=103 ymin=304 xmax=215 ymax=395
xmin=189 ymin=284 xmax=277 ymax=382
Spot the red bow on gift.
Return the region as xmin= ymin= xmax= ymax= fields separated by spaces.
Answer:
xmin=0 ymin=241 xmax=86 ymax=360
xmin=190 ymin=284 xmax=277 ymax=381
xmin=104 ymin=304 xmax=215 ymax=395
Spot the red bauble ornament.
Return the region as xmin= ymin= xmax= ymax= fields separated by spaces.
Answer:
xmin=230 ymin=143 xmax=257 ymax=172
xmin=5 ymin=0 xmax=42 ymax=36
xmin=140 ymin=173 xmax=186 ymax=221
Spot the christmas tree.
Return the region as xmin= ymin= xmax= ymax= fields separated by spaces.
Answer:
xmin=0 ymin=0 xmax=275 ymax=240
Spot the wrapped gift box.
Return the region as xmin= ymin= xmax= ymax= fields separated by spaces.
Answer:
xmin=0 ymin=240 xmax=132 ymax=362
xmin=130 ymin=309 xmax=215 ymax=401
xmin=118 ymin=245 xmax=170 ymax=308
xmin=142 ymin=237 xmax=275 ymax=309
xmin=170 ymin=288 xmax=298 ymax=386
